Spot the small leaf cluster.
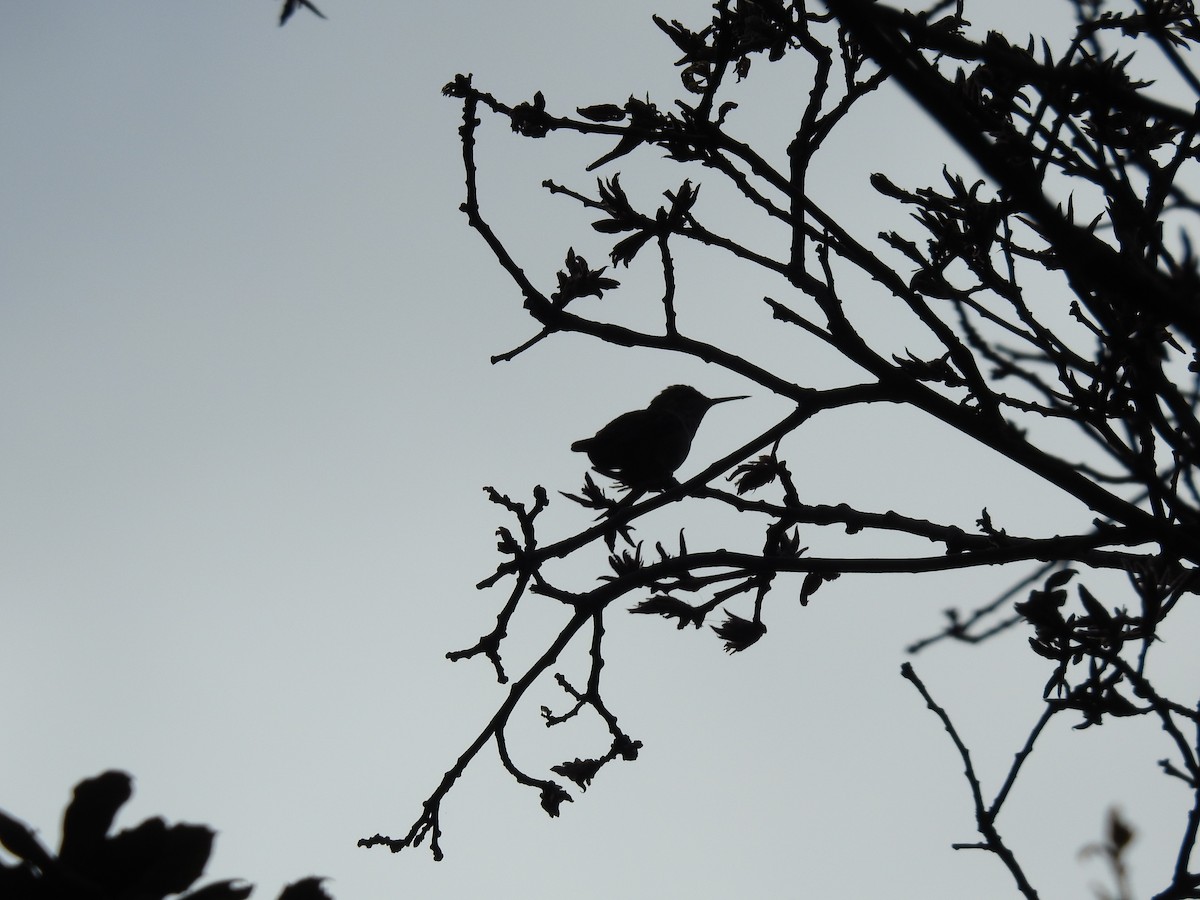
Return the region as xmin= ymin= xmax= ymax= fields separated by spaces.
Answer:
xmin=551 ymin=248 xmax=620 ymax=307
xmin=1015 ymin=569 xmax=1154 ymax=729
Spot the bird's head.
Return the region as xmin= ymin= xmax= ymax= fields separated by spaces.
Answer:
xmin=649 ymin=385 xmax=748 ymax=425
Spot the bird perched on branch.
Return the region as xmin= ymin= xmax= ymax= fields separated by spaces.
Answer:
xmin=572 ymin=385 xmax=747 ymax=491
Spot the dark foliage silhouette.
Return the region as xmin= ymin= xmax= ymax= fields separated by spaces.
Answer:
xmin=362 ymin=1 xmax=1200 ymax=895
xmin=0 ymin=771 xmax=332 ymax=900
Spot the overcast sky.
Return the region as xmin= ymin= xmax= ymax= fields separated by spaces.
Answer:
xmin=3 ymin=2 xmax=1198 ymax=899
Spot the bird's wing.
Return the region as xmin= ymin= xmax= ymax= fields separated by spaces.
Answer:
xmin=582 ymin=410 xmax=690 ymax=484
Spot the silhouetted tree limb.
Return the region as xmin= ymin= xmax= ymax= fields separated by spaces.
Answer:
xmin=377 ymin=1 xmax=1200 ymax=894
xmin=902 ymin=662 xmax=1044 ymax=900
xmin=360 ymin=603 xmax=595 ymax=859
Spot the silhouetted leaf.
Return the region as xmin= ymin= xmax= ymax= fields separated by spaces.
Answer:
xmin=59 ymin=770 xmax=133 ymax=871
xmin=495 ymin=526 xmax=519 ymax=555
xmin=712 ymin=612 xmax=766 ymax=652
xmin=105 ymin=818 xmax=214 ymax=897
xmin=764 ymin=525 xmax=805 ymax=558
xmin=976 ymin=509 xmax=1007 ymax=540
xmin=609 ymin=231 xmax=654 ymax=267
xmin=653 ymin=16 xmax=707 ymax=62
xmin=596 ymin=174 xmax=635 ymax=215
xmin=587 ymin=133 xmax=643 ymax=171
xmin=1109 ymin=809 xmax=1135 ymax=851
xmin=560 ymin=473 xmax=612 ymax=510
xmin=551 ymin=758 xmax=604 ymax=792
xmin=604 ymin=542 xmax=645 ymax=578
xmin=892 ymin=350 xmax=966 ymax=386
xmin=631 ymin=594 xmax=706 ymax=629
xmin=539 ymin=784 xmax=573 ymax=817
xmin=441 ymin=73 xmax=473 ymax=99
xmin=0 ymin=808 xmax=53 ymax=869
xmin=612 ymin=733 xmax=642 ymax=761
xmin=1078 ymin=585 xmax=1113 ymax=625
xmin=1101 ymin=688 xmax=1142 ymax=717
xmin=601 ymin=520 xmax=637 ymax=553
xmin=1015 ymin=588 xmax=1067 ymax=632
xmin=870 ymin=172 xmax=915 ymax=201
xmin=278 ymin=877 xmax=334 ymax=900
xmin=1045 ymin=569 xmax=1077 ymax=589
xmin=586 ymin=97 xmax=661 ymax=170
xmin=591 ymin=219 xmax=629 ymax=235
xmin=879 ymin=230 xmax=926 ymax=266
xmin=511 ymin=91 xmax=552 ymax=138
xmin=663 ymin=179 xmax=699 ymax=226
xmin=799 ymin=572 xmax=839 ymax=606
xmin=728 ymin=455 xmax=779 ymax=493
xmin=577 ymin=104 xmax=626 ymax=122
xmin=552 ymin=248 xmax=620 ymax=306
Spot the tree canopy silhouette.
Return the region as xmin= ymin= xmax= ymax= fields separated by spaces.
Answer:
xmin=362 ymin=2 xmax=1200 ymax=895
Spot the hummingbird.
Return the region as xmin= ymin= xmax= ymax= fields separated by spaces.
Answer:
xmin=572 ymin=385 xmax=748 ymax=490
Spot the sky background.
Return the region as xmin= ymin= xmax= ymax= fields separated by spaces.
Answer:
xmin=2 ymin=2 xmax=1198 ymax=898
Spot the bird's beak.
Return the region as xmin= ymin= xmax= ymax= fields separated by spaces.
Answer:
xmin=708 ymin=395 xmax=749 ymax=405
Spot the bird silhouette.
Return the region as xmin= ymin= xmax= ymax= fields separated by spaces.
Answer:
xmin=279 ymin=0 xmax=325 ymax=26
xmin=572 ymin=385 xmax=747 ymax=491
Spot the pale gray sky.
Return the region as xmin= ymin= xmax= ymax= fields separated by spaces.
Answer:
xmin=2 ymin=3 xmax=1196 ymax=898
